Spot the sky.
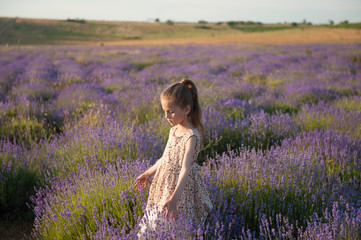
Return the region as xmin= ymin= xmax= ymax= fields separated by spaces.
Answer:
xmin=1 ymin=0 xmax=361 ymax=24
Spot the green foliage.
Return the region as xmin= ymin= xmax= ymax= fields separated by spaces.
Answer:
xmin=295 ymin=102 xmax=361 ymax=139
xmin=66 ymin=18 xmax=86 ymax=24
xmin=262 ymin=104 xmax=299 ymax=115
xmin=166 ymin=20 xmax=174 ymax=26
xmin=340 ymin=20 xmax=349 ymax=25
xmin=243 ymin=73 xmax=268 ymax=84
xmin=46 ymin=113 xmax=165 ymax=178
xmin=296 ymin=109 xmax=333 ymax=132
xmin=0 ymin=117 xmax=52 ymax=150
xmin=31 ymin=164 xmax=146 ymax=239
xmin=349 ymin=54 xmax=361 ymax=65
xmin=131 ymin=101 xmax=162 ymax=124
xmin=195 ymin=26 xmax=212 ymax=30
xmin=333 ymin=96 xmax=361 ymax=112
xmin=133 ymin=62 xmax=157 ymax=71
xmin=0 ymin=167 xmax=40 ymax=220
xmin=327 ymin=21 xmax=361 ymax=29
xmin=199 ymin=109 xmax=298 ymax=163
xmin=122 ymin=36 xmax=142 ymax=40
xmin=227 ymin=21 xmax=263 ymax=26
xmin=199 ymin=128 xmax=242 ymax=163
xmin=226 ymin=21 xmax=301 ymax=33
xmin=207 ymin=149 xmax=327 ymax=232
xmin=0 ymin=150 xmax=42 ymax=221
xmin=104 ymin=85 xmax=118 ymax=94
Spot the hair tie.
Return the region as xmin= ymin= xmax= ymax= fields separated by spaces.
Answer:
xmin=180 ymin=80 xmax=192 ymax=89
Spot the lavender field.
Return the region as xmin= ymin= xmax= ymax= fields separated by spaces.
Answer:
xmin=1 ymin=43 xmax=361 ymax=239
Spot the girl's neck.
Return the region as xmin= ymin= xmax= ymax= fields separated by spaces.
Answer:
xmin=176 ymin=120 xmax=194 ymax=133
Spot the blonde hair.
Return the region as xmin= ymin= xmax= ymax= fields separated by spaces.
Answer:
xmin=161 ymin=79 xmax=204 ymax=135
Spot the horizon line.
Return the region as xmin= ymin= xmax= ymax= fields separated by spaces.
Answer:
xmin=1 ymin=15 xmax=359 ymax=25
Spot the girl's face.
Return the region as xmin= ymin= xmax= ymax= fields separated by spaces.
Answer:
xmin=161 ymin=98 xmax=190 ymax=126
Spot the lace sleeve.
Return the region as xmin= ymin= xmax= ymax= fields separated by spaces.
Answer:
xmin=184 ymin=129 xmax=200 ymax=162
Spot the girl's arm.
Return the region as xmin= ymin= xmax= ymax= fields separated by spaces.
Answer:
xmin=134 ymin=156 xmax=163 ymax=190
xmin=162 ymin=135 xmax=197 ymax=220
xmin=143 ymin=157 xmax=163 ymax=176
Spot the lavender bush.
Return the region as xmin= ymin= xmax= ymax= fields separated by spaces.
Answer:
xmin=0 ymin=43 xmax=360 ymax=239
xmin=29 ymin=158 xmax=150 ymax=239
xmin=296 ymin=100 xmax=361 ymax=139
xmin=0 ymin=138 xmax=41 ymax=220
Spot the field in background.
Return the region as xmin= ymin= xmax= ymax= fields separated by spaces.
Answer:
xmin=0 ymin=17 xmax=361 ymax=45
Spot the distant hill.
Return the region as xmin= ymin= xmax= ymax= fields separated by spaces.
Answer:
xmin=0 ymin=17 xmax=360 ymax=45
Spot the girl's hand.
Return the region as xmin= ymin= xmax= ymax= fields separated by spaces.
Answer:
xmin=134 ymin=173 xmax=150 ymax=190
xmin=162 ymin=198 xmax=177 ymax=221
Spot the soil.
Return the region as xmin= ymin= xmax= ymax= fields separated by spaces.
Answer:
xmin=0 ymin=219 xmax=33 ymax=240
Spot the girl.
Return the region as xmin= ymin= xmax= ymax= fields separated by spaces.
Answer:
xmin=134 ymin=79 xmax=213 ymax=236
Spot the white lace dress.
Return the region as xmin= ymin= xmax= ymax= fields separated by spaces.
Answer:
xmin=138 ymin=126 xmax=213 ymax=235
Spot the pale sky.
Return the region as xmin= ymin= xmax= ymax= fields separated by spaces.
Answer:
xmin=1 ymin=0 xmax=361 ymax=24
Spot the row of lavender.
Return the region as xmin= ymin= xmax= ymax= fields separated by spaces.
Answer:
xmin=0 ymin=43 xmax=360 ymax=239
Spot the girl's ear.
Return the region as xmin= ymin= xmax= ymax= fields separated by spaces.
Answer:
xmin=185 ymin=105 xmax=191 ymax=115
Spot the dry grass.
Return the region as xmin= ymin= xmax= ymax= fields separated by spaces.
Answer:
xmin=102 ymin=27 xmax=361 ymax=46
xmin=4 ymin=27 xmax=360 ymax=49
xmin=0 ymin=17 xmax=234 ymax=45
xmin=1 ymin=17 xmax=360 ymax=46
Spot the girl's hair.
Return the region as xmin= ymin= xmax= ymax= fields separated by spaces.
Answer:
xmin=161 ymin=78 xmax=204 ymax=135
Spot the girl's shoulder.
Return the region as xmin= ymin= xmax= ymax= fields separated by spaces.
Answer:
xmin=189 ymin=127 xmax=199 ymax=136
xmin=184 ymin=127 xmax=200 ymax=140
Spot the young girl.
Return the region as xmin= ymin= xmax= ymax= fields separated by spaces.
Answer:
xmin=134 ymin=79 xmax=213 ymax=236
